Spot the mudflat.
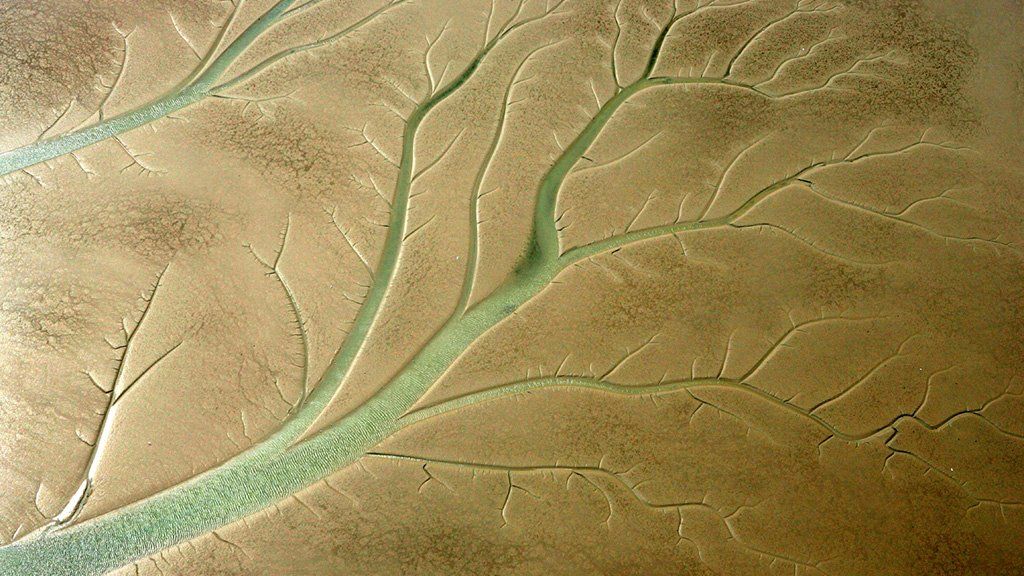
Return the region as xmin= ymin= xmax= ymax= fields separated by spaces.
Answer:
xmin=1 ymin=1 xmax=1022 ymax=574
